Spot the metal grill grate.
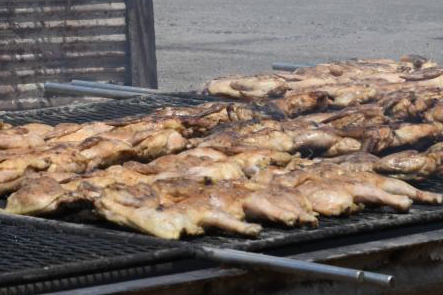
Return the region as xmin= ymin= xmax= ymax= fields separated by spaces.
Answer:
xmin=0 ymin=94 xmax=443 ymax=293
xmin=187 ymin=203 xmax=443 ymax=251
xmin=0 ymin=93 xmax=235 ymax=125
xmin=0 ymin=214 xmax=187 ymax=288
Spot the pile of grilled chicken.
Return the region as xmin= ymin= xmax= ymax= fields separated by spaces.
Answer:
xmin=2 ymin=54 xmax=443 ymax=239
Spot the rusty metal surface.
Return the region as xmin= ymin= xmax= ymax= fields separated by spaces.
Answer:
xmin=0 ymin=0 xmax=128 ymax=109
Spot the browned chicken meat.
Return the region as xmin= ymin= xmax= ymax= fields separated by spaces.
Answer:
xmin=338 ymin=123 xmax=440 ymax=154
xmin=48 ymin=122 xmax=114 ymax=143
xmin=253 ymin=166 xmax=413 ymax=214
xmin=94 ymin=180 xmax=262 ymax=239
xmin=3 ymin=54 xmax=443 ymax=241
xmin=204 ymin=74 xmax=288 ymax=100
xmin=272 ymin=91 xmax=329 ymax=117
xmin=0 ymin=143 xmax=87 ymax=188
xmin=5 ymin=176 xmax=80 ymax=215
xmin=302 ymin=163 xmax=441 ymax=205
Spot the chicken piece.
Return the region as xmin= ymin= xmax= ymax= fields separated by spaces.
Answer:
xmin=322 ymin=137 xmax=362 ymax=157
xmin=48 ymin=122 xmax=113 ymax=143
xmin=20 ymin=123 xmax=54 ymax=136
xmin=40 ymin=144 xmax=89 ymax=174
xmin=89 ymin=182 xmax=187 ymax=238
xmin=240 ymin=183 xmax=318 ymax=226
xmin=204 ymin=74 xmax=288 ymax=100
xmin=187 ymin=160 xmax=246 ymax=183
xmin=320 ymin=105 xmax=389 ymax=130
xmin=272 ymin=91 xmax=329 ymax=117
xmin=282 ymin=124 xmax=343 ymax=152
xmin=417 ymin=72 xmax=443 ymax=88
xmin=96 ymin=180 xmax=262 ymax=239
xmin=0 ymin=171 xmax=77 ymax=196
xmin=191 ymin=127 xmax=295 ymax=154
xmin=78 ymin=137 xmax=134 ymax=171
xmin=253 ymin=168 xmax=316 ymax=187
xmin=251 ymin=168 xmax=357 ymax=216
xmin=424 ymin=101 xmax=443 ymax=125
xmin=4 ymin=177 xmax=79 ymax=215
xmin=124 ymin=154 xmax=245 ymax=184
xmin=305 ymin=162 xmax=440 ymax=205
xmin=58 ymin=164 xmax=157 ymax=192
xmin=285 ymin=83 xmax=380 ymax=108
xmin=348 ymin=172 xmax=441 ymax=204
xmin=108 ymin=116 xmax=185 ymax=134
xmin=0 ymin=143 xmax=87 ymax=181
xmin=120 ymin=147 xmax=238 ymax=183
xmin=380 ymin=90 xmax=438 ymax=121
xmin=286 ymin=69 xmax=404 ymax=90
xmin=400 ymin=67 xmax=443 ymax=82
xmin=132 ymin=129 xmax=188 ymax=161
xmin=0 ymin=131 xmax=45 ymax=149
xmin=0 ymin=143 xmax=87 ymax=179
xmin=340 ymin=123 xmax=439 ymax=154
xmin=229 ymin=149 xmax=292 ymax=176
xmin=91 ymin=129 xmax=139 ymax=145
xmin=297 ymin=179 xmax=360 ymax=216
xmin=326 ymin=84 xmax=379 ymax=107
xmin=43 ymin=123 xmax=82 ymax=140
xmin=295 ymin=112 xmax=338 ymax=124
xmin=426 ymin=143 xmax=443 ymax=178
xmin=324 ymin=175 xmax=413 ymax=211
xmin=0 ymin=121 xmax=12 ymax=130
xmin=374 ymin=150 xmax=437 ymax=181
xmin=178 ymin=147 xmax=227 ymax=161
xmin=154 ymin=178 xmax=316 ymax=229
xmin=156 ymin=102 xmax=281 ymax=126
xmin=0 ymin=156 xmax=50 ymax=184
xmin=258 ymin=164 xmax=414 ymax=212
xmin=320 ymin=152 xmax=380 ymax=172
xmin=400 ymin=54 xmax=437 ymax=70
xmin=391 ymin=123 xmax=439 ymax=147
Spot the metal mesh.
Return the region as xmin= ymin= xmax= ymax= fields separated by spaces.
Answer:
xmin=187 ymin=203 xmax=443 ymax=251
xmin=0 ymin=93 xmax=234 ymax=125
xmin=189 ymin=180 xmax=443 ymax=250
xmin=0 ymin=215 xmax=186 ymax=287
xmin=0 ymin=225 xmax=143 ymax=272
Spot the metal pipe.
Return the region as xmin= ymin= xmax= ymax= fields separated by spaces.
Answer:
xmin=198 ymin=247 xmax=365 ymax=284
xmin=363 ymin=271 xmax=395 ymax=287
xmin=44 ymin=83 xmax=143 ymax=99
xmin=70 ymin=80 xmax=159 ymax=95
xmin=271 ymin=62 xmax=314 ymax=72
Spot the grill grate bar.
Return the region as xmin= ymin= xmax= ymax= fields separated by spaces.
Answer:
xmin=0 ymin=93 xmax=236 ymax=125
xmin=0 ymin=213 xmax=188 ymax=287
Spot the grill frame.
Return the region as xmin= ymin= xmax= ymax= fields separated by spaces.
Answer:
xmin=0 ymin=93 xmax=443 ymax=294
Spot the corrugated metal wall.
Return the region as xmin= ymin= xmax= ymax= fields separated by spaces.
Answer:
xmin=0 ymin=0 xmax=129 ymax=108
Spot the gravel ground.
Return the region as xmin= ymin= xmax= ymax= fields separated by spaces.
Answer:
xmin=153 ymin=0 xmax=443 ymax=91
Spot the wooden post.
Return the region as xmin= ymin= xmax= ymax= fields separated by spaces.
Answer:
xmin=126 ymin=0 xmax=159 ymax=89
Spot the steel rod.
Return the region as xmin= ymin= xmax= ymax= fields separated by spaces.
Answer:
xmin=70 ymin=80 xmax=159 ymax=95
xmin=198 ymin=247 xmax=367 ymax=285
xmin=44 ymin=83 xmax=144 ymax=99
xmin=271 ymin=62 xmax=314 ymax=72
xmin=363 ymin=271 xmax=395 ymax=287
